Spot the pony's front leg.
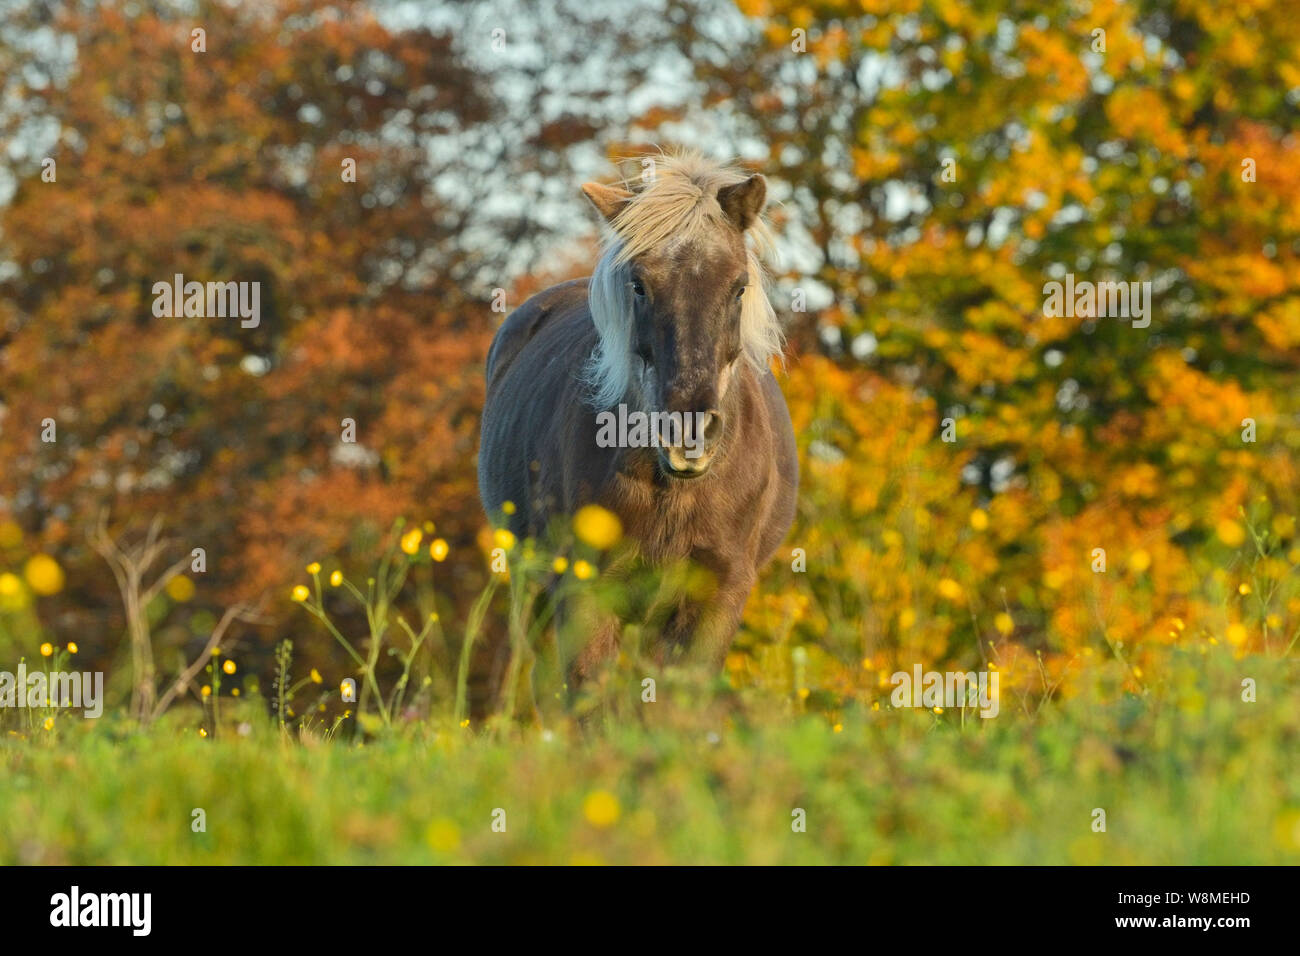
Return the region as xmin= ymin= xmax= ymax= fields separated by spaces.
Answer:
xmin=556 ymin=585 xmax=623 ymax=706
xmin=657 ymin=570 xmax=756 ymax=671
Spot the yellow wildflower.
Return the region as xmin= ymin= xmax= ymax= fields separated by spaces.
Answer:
xmin=426 ymin=818 xmax=461 ymax=853
xmin=166 ymin=574 xmax=195 ymax=602
xmin=573 ymin=505 xmax=622 ymax=550
xmin=1216 ymin=519 xmax=1246 ymax=547
xmin=400 ymin=529 xmax=423 ymax=555
xmin=582 ymin=790 xmax=620 ymax=828
xmin=24 ymin=554 xmax=64 ymax=596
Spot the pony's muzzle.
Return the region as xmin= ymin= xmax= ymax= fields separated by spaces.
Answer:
xmin=658 ymin=446 xmax=712 ymax=478
xmin=657 ymin=409 xmax=722 ymax=478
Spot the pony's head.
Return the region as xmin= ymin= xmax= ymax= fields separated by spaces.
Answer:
xmin=582 ymin=152 xmax=781 ymax=479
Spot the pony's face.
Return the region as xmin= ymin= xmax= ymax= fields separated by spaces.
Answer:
xmin=583 ymin=171 xmax=770 ymax=480
xmin=626 ymin=228 xmax=749 ymax=478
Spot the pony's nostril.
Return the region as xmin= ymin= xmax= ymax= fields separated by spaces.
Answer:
xmin=700 ymin=410 xmax=723 ymax=444
xmin=656 ymin=409 xmax=722 ymax=449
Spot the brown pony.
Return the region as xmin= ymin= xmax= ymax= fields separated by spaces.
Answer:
xmin=477 ymin=153 xmax=798 ymax=697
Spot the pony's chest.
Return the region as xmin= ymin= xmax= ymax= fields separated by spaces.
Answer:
xmin=611 ymin=480 xmax=737 ymax=565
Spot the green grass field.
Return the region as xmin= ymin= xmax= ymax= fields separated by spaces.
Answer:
xmin=3 ymin=647 xmax=1296 ymax=865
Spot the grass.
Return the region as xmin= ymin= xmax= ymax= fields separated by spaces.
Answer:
xmin=4 ymin=512 xmax=1298 ymax=865
xmin=3 ymin=646 xmax=1296 ymax=865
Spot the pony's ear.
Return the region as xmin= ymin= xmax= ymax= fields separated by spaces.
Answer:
xmin=716 ymin=174 xmax=767 ymax=231
xmin=581 ymin=182 xmax=634 ymax=224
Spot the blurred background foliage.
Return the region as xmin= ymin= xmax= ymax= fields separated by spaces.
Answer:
xmin=0 ymin=0 xmax=1297 ymax=712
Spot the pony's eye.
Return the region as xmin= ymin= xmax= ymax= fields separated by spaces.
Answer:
xmin=735 ymin=285 xmax=747 ymax=301
xmin=631 ymin=278 xmax=647 ymax=298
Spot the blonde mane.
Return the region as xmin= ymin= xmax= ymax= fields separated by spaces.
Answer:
xmin=584 ymin=152 xmax=781 ymax=409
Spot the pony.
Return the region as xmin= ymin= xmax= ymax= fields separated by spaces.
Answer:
xmin=477 ymin=152 xmax=798 ymax=703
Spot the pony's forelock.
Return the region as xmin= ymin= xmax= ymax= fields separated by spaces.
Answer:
xmin=584 ymin=242 xmax=636 ymax=409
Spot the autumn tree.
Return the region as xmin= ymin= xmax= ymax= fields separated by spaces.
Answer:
xmin=0 ymin=0 xmax=502 ymax=670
